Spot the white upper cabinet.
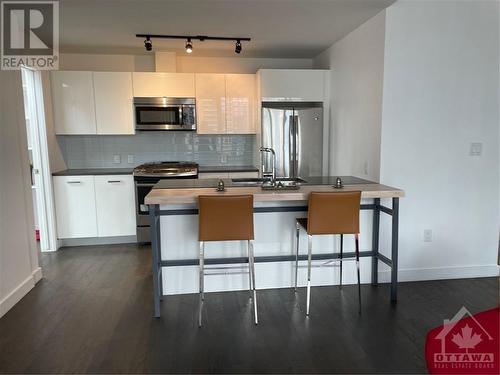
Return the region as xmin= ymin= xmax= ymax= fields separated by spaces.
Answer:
xmin=93 ymin=72 xmax=134 ymax=135
xmin=195 ymin=74 xmax=226 ymax=134
xmin=225 ymin=74 xmax=256 ymax=134
xmin=132 ymin=73 xmax=195 ymax=97
xmin=94 ymin=175 xmax=136 ymax=237
xmin=51 ymin=71 xmax=97 ymax=134
xmin=258 ymin=69 xmax=328 ymax=102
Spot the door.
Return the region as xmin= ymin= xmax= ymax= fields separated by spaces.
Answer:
xmin=53 ymin=176 xmax=98 ymax=238
xmin=225 ymin=74 xmax=256 ymax=134
xmin=95 ymin=175 xmax=136 ymax=237
xmin=294 ymin=105 xmax=324 ymax=177
xmin=93 ymin=72 xmax=134 ymax=135
xmin=261 ymin=105 xmax=294 ymax=178
xmin=195 ymin=74 xmax=226 ymax=134
xmin=50 ymin=71 xmax=97 ymax=134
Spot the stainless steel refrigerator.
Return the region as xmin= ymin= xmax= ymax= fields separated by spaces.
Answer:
xmin=261 ymin=102 xmax=324 ymax=179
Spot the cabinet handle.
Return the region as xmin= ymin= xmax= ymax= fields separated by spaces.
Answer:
xmin=67 ymin=181 xmax=81 ymax=184
xmin=107 ymin=180 xmax=122 ymax=183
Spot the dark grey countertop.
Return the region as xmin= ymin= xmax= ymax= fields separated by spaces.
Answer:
xmin=52 ymin=168 xmax=134 ymax=176
xmin=198 ymin=165 xmax=259 ymax=173
xmin=53 ymin=165 xmax=259 ymax=176
xmin=153 ymin=176 xmax=375 ymax=190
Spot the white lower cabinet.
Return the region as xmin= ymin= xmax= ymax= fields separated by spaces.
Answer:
xmin=53 ymin=176 xmax=98 ymax=238
xmin=54 ymin=174 xmax=136 ymax=239
xmin=94 ymin=175 xmax=136 ymax=237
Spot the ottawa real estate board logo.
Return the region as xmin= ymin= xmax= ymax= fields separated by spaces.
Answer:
xmin=426 ymin=306 xmax=499 ymax=374
xmin=1 ymin=1 xmax=59 ymax=70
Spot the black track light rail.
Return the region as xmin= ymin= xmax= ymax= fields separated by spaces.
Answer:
xmin=136 ymin=34 xmax=251 ymax=42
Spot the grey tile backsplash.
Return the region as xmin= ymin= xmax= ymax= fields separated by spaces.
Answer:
xmin=57 ymin=133 xmax=257 ymax=169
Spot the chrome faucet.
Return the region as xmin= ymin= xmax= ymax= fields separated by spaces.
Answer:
xmin=260 ymin=147 xmax=276 ymax=186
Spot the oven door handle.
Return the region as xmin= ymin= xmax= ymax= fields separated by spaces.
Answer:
xmin=136 ymin=183 xmax=157 ymax=187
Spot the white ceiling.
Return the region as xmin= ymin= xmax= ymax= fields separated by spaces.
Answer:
xmin=59 ymin=0 xmax=395 ymax=58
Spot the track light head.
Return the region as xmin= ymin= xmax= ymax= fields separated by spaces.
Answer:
xmin=185 ymin=38 xmax=193 ymax=53
xmin=144 ymin=36 xmax=152 ymax=51
xmin=235 ymin=39 xmax=242 ymax=54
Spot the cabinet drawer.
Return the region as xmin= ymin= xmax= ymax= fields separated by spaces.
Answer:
xmin=94 ymin=175 xmax=136 ymax=237
xmin=53 ymin=176 xmax=97 ymax=238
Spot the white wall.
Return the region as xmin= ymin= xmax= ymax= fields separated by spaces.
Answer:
xmin=0 ymin=71 xmax=42 ymax=318
xmin=59 ymin=53 xmax=313 ymax=73
xmin=379 ymin=0 xmax=499 ymax=279
xmin=176 ymin=56 xmax=312 ymax=73
xmin=313 ymin=11 xmax=386 ymax=181
xmin=41 ymin=71 xmax=66 ymax=173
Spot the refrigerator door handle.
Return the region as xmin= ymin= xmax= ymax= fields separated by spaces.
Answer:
xmin=294 ymin=115 xmax=300 ymax=178
xmin=288 ymin=114 xmax=295 ymax=177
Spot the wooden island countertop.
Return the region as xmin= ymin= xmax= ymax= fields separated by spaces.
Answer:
xmin=145 ymin=180 xmax=405 ymax=205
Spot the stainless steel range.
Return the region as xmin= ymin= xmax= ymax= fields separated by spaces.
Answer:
xmin=133 ymin=161 xmax=198 ymax=242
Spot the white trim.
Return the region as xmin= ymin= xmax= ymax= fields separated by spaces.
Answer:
xmin=0 ymin=267 xmax=42 ymax=318
xmin=378 ymin=264 xmax=500 ymax=283
xmin=34 ymin=70 xmax=58 ymax=252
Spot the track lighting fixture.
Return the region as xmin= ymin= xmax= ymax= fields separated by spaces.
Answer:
xmin=235 ymin=39 xmax=242 ymax=54
xmin=137 ymin=34 xmax=250 ymax=54
xmin=144 ymin=36 xmax=152 ymax=51
xmin=185 ymin=38 xmax=193 ymax=54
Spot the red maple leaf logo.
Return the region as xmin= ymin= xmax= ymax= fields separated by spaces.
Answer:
xmin=451 ymin=324 xmax=482 ymax=353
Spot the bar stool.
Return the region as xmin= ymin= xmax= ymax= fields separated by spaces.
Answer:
xmin=198 ymin=195 xmax=258 ymax=327
xmin=294 ymin=191 xmax=362 ymax=315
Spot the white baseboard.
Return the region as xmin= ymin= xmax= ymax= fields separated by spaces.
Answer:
xmin=378 ymin=264 xmax=499 ymax=283
xmin=0 ymin=267 xmax=43 ymax=318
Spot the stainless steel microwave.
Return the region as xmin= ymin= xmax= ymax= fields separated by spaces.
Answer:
xmin=134 ymin=97 xmax=196 ymax=131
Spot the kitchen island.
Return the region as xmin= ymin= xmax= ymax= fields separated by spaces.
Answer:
xmin=145 ymin=177 xmax=404 ymax=318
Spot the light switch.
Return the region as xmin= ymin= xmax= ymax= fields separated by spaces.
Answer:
xmin=113 ymin=155 xmax=121 ymax=164
xmin=423 ymin=229 xmax=432 ymax=242
xmin=470 ymin=142 xmax=483 ymax=156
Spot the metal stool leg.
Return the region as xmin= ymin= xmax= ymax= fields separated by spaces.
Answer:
xmin=247 ymin=241 xmax=253 ymax=300
xmin=355 ymin=234 xmax=361 ymax=314
xmin=198 ymin=241 xmax=205 ymax=327
xmin=249 ymin=240 xmax=258 ymax=324
xmin=339 ymin=234 xmax=343 ymax=289
xmin=294 ymin=222 xmax=300 ymax=292
xmin=306 ymin=235 xmax=312 ymax=316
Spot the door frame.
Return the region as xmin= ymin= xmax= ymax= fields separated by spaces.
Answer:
xmin=22 ymin=67 xmax=58 ymax=252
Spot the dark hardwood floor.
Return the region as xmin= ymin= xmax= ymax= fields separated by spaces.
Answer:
xmin=0 ymin=244 xmax=497 ymax=374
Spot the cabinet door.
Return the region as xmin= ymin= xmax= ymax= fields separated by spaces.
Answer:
xmin=195 ymin=74 xmax=226 ymax=134
xmin=132 ymin=73 xmax=195 ymax=97
xmin=94 ymin=175 xmax=136 ymax=237
xmin=50 ymin=71 xmax=97 ymax=134
xmin=226 ymin=74 xmax=256 ymax=134
xmin=93 ymin=72 xmax=134 ymax=135
xmin=53 ymin=176 xmax=97 ymax=238
xmin=258 ymin=69 xmax=326 ymax=102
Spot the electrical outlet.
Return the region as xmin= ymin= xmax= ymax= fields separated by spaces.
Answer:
xmin=423 ymin=229 xmax=433 ymax=242
xmin=113 ymin=155 xmax=121 ymax=164
xmin=127 ymin=155 xmax=135 ymax=164
xmin=470 ymin=142 xmax=483 ymax=156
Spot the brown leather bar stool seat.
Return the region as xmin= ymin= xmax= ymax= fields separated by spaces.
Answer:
xmin=294 ymin=191 xmax=362 ymax=315
xmin=198 ymin=195 xmax=258 ymax=326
